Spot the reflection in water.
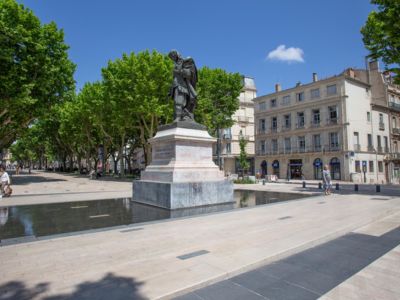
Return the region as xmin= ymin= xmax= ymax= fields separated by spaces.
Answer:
xmin=11 ymin=207 xmax=34 ymax=236
xmin=236 ymin=190 xmax=256 ymax=208
xmin=0 ymin=208 xmax=8 ymax=226
xmin=0 ymin=191 xmax=312 ymax=242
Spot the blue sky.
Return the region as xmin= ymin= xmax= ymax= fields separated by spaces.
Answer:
xmin=20 ymin=0 xmax=374 ymax=96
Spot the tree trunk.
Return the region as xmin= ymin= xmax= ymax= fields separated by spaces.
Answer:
xmin=119 ymin=135 xmax=125 ymax=176
xmin=68 ymin=155 xmax=73 ymax=172
xmin=102 ymin=144 xmax=108 ymax=176
xmin=62 ymin=156 xmax=67 ymax=172
xmin=143 ymin=142 xmax=152 ymax=166
xmin=78 ymin=156 xmax=82 ymax=171
xmin=126 ymin=158 xmax=132 ymax=174
xmin=112 ymin=154 xmax=119 ymax=175
xmin=38 ymin=154 xmax=43 ymax=170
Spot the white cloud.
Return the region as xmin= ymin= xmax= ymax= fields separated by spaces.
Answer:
xmin=267 ymin=45 xmax=304 ymax=63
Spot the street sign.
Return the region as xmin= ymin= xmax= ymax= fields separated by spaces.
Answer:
xmin=314 ymin=161 xmax=321 ymax=167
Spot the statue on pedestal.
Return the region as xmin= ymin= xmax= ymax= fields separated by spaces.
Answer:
xmin=168 ymin=50 xmax=198 ymax=122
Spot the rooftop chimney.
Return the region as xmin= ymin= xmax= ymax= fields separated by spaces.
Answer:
xmin=369 ymin=60 xmax=379 ymax=71
xmin=296 ymin=81 xmax=301 ymax=87
xmin=347 ymin=68 xmax=355 ymax=78
xmin=312 ymin=73 xmax=318 ymax=82
xmin=275 ymin=83 xmax=281 ymax=92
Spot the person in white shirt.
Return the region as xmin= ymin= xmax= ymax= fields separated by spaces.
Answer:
xmin=0 ymin=165 xmax=11 ymax=197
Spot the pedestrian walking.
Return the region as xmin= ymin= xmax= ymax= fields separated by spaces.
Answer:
xmin=322 ymin=164 xmax=332 ymax=195
xmin=0 ymin=165 xmax=12 ymax=197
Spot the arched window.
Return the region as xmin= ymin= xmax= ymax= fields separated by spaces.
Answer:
xmin=272 ymin=160 xmax=280 ymax=178
xmin=260 ymin=160 xmax=267 ymax=178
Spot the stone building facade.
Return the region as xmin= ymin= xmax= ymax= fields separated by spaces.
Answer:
xmin=214 ymin=77 xmax=256 ymax=175
xmin=354 ymin=61 xmax=400 ymax=184
xmin=254 ymin=69 xmax=390 ymax=183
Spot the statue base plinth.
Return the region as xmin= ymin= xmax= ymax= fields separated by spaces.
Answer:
xmin=132 ymin=121 xmax=234 ymax=209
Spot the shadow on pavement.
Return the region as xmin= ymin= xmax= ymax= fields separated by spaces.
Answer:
xmin=0 ymin=281 xmax=49 ymax=300
xmin=177 ymin=227 xmax=400 ymax=300
xmin=0 ymin=273 xmax=145 ymax=300
xmin=43 ymin=171 xmax=135 ymax=182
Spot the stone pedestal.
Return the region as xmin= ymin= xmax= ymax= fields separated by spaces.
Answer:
xmin=133 ymin=121 xmax=234 ymax=209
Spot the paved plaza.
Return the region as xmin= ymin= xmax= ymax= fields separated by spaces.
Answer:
xmin=0 ymin=171 xmax=399 ymax=299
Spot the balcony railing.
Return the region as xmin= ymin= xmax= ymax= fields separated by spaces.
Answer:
xmin=296 ymin=122 xmax=305 ymax=129
xmin=256 ymin=149 xmax=267 ymax=156
xmin=271 ymin=127 xmax=278 ymax=133
xmin=384 ymin=147 xmax=390 ymax=153
xmin=257 ymin=128 xmax=266 ymax=135
xmin=379 ymin=122 xmax=385 ymax=130
xmin=389 ymin=101 xmax=400 ymax=112
xmin=310 ymin=120 xmax=320 ymax=127
xmin=313 ymin=145 xmax=322 ymax=152
xmin=255 ymin=145 xmax=342 ymax=156
xmin=389 ymin=153 xmax=400 ymax=160
xmin=377 ymin=146 xmax=383 ymax=153
xmin=354 ymin=144 xmax=361 ymax=151
xmin=393 ymin=128 xmax=400 ymax=135
xmin=368 ymin=145 xmax=374 ymax=152
xmin=237 ymin=116 xmax=250 ymax=123
xmin=281 ymin=125 xmax=291 ymax=131
xmin=327 ymin=118 xmax=338 ymax=125
xmin=326 ymin=144 xmax=341 ymax=152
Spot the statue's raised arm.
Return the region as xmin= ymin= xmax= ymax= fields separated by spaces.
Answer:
xmin=168 ymin=50 xmax=198 ymax=122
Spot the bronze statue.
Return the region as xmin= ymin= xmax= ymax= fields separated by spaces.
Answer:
xmin=168 ymin=50 xmax=198 ymax=121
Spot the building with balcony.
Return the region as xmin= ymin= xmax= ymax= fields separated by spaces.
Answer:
xmin=353 ymin=61 xmax=400 ymax=183
xmin=214 ymin=77 xmax=256 ymax=175
xmin=0 ymin=149 xmax=12 ymax=166
xmin=254 ymin=70 xmax=390 ymax=183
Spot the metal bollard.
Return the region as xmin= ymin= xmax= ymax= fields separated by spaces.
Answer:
xmin=354 ymin=184 xmax=359 ymax=192
xmin=376 ymin=184 xmax=381 ymax=193
xmin=302 ymin=181 xmax=306 ymax=188
xmin=262 ymin=179 xmax=266 ymax=185
xmin=335 ymin=183 xmax=339 ymax=190
xmin=318 ymin=182 xmax=322 ymax=189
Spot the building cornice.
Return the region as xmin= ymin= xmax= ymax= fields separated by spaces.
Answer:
xmin=254 ymin=95 xmax=344 ymax=117
xmin=253 ymin=75 xmax=346 ymax=102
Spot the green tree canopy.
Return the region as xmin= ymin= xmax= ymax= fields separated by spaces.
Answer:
xmin=101 ymin=50 xmax=173 ymax=166
xmin=0 ymin=0 xmax=75 ymax=149
xmin=238 ymin=131 xmax=250 ymax=175
xmin=196 ymin=67 xmax=242 ymax=135
xmin=361 ymin=0 xmax=400 ymax=82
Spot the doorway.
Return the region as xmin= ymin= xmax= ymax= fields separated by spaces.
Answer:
xmin=330 ymin=157 xmax=341 ymax=180
xmin=289 ymin=159 xmax=303 ymax=179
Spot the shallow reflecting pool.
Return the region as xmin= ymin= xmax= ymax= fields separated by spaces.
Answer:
xmin=0 ymin=190 xmax=313 ymax=243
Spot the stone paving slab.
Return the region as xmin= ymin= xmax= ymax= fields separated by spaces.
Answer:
xmin=176 ymin=225 xmax=400 ymax=300
xmin=0 ymin=171 xmax=132 ymax=207
xmin=1 ymin=171 xmax=400 ymax=299
xmin=0 ymin=191 xmax=399 ymax=299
